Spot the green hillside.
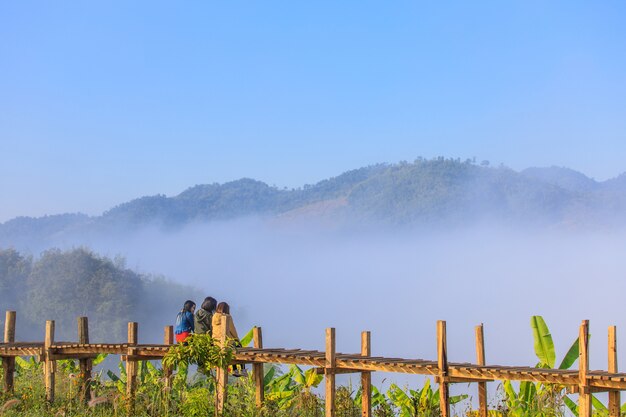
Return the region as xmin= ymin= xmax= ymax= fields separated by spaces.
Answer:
xmin=1 ymin=159 xmax=626 ymax=245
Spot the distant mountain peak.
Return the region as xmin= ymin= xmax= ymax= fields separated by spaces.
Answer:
xmin=521 ymin=166 xmax=598 ymax=193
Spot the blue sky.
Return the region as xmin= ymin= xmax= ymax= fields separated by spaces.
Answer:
xmin=1 ymin=1 xmax=625 ymax=221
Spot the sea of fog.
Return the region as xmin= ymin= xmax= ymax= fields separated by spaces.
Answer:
xmin=43 ymin=219 xmax=626 ymax=403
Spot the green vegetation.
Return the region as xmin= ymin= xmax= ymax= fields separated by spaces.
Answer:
xmin=0 ymin=247 xmax=194 ymax=341
xmin=3 ymin=158 xmax=626 ymax=247
xmin=0 ymin=316 xmax=619 ymax=417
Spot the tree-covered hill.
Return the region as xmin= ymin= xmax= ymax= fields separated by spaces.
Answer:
xmin=0 ymin=247 xmax=195 ymax=342
xmin=2 ymin=158 xmax=626 ymax=244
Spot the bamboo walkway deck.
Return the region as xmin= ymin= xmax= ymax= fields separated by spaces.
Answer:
xmin=1 ymin=312 xmax=623 ymax=417
xmin=3 ymin=343 xmax=626 ymax=389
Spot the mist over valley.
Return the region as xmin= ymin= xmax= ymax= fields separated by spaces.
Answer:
xmin=2 ymin=158 xmax=626 ymax=390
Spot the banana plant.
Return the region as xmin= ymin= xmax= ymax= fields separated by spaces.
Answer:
xmin=387 ymin=378 xmax=468 ymax=417
xmin=106 ymin=362 xmax=128 ymax=394
xmin=15 ymin=356 xmax=43 ymax=375
xmin=264 ymin=364 xmax=324 ymax=407
xmin=106 ymin=360 xmax=163 ymax=394
xmin=504 ymin=316 xmax=607 ymax=417
xmin=355 ymin=385 xmax=391 ymax=410
xmin=58 ymin=353 xmax=109 ymax=375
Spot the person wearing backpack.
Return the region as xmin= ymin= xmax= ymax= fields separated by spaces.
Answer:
xmin=195 ymin=296 xmax=217 ymax=336
xmin=175 ymin=300 xmax=196 ymax=343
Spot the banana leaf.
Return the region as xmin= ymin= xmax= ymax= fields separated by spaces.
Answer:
xmin=564 ymin=396 xmax=579 ymax=417
xmin=240 ymin=327 xmax=254 ymax=347
xmin=558 ymin=338 xmax=579 ymax=369
xmin=592 ymin=395 xmax=608 ymax=411
xmin=531 ymin=316 xmax=556 ymax=368
xmin=263 ymin=366 xmax=276 ymax=386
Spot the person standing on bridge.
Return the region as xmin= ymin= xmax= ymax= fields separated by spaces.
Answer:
xmin=194 ymin=296 xmax=217 ymax=336
xmin=175 ymin=300 xmax=196 ymax=343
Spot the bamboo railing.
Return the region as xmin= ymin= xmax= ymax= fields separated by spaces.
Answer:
xmin=0 ymin=310 xmax=624 ymax=417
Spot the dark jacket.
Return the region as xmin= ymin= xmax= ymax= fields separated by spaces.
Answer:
xmin=194 ymin=308 xmax=213 ymax=336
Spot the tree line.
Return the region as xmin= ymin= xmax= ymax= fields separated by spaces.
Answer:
xmin=0 ymin=247 xmax=194 ymax=342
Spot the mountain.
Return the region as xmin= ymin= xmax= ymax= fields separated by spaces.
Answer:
xmin=2 ymin=159 xmax=626 ymax=245
xmin=520 ymin=166 xmax=599 ymax=193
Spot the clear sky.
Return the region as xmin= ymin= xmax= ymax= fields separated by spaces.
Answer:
xmin=1 ymin=1 xmax=625 ymax=222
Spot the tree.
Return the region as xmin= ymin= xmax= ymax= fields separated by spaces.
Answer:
xmin=25 ymin=248 xmax=143 ymax=341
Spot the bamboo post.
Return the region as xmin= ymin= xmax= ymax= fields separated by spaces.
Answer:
xmin=126 ymin=322 xmax=138 ymax=415
xmin=437 ymin=320 xmax=450 ymax=417
xmin=325 ymin=327 xmax=336 ymax=417
xmin=475 ymin=324 xmax=487 ymax=417
xmin=608 ymin=326 xmax=620 ymax=417
xmin=361 ymin=331 xmax=372 ymax=417
xmin=44 ymin=320 xmax=56 ymax=403
xmin=163 ymin=325 xmax=174 ymax=391
xmin=77 ymin=317 xmax=92 ymax=403
xmin=215 ymin=316 xmax=230 ymax=416
xmin=578 ymin=320 xmax=591 ymax=417
xmin=253 ymin=327 xmax=264 ymax=407
xmin=2 ymin=311 xmax=16 ymax=394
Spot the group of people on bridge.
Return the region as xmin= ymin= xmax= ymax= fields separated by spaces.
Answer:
xmin=174 ymin=296 xmax=246 ymax=375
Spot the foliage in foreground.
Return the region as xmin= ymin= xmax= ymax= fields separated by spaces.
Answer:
xmin=0 ymin=316 xmax=620 ymax=417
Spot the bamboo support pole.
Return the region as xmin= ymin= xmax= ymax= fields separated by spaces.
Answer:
xmin=325 ymin=327 xmax=336 ymax=417
xmin=44 ymin=320 xmax=56 ymax=403
xmin=163 ymin=325 xmax=174 ymax=391
xmin=253 ymin=327 xmax=264 ymax=407
xmin=215 ymin=316 xmax=230 ymax=416
xmin=126 ymin=322 xmax=138 ymax=415
xmin=361 ymin=331 xmax=372 ymax=417
xmin=608 ymin=326 xmax=620 ymax=417
xmin=77 ymin=317 xmax=92 ymax=403
xmin=579 ymin=320 xmax=591 ymax=417
xmin=475 ymin=324 xmax=487 ymax=417
xmin=437 ymin=320 xmax=450 ymax=417
xmin=2 ymin=311 xmax=16 ymax=394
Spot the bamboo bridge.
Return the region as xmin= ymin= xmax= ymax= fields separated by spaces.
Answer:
xmin=1 ymin=310 xmax=624 ymax=417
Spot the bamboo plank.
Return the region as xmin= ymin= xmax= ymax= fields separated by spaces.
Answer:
xmin=361 ymin=331 xmax=372 ymax=417
xmin=126 ymin=322 xmax=138 ymax=415
xmin=78 ymin=317 xmax=92 ymax=404
xmin=438 ymin=321 xmax=450 ymax=417
xmin=44 ymin=320 xmax=55 ymax=403
xmin=326 ymin=328 xmax=336 ymax=417
xmin=253 ymin=327 xmax=264 ymax=408
xmin=2 ymin=311 xmax=16 ymax=394
xmin=579 ymin=320 xmax=591 ymax=417
xmin=608 ymin=326 xmax=620 ymax=417
xmin=163 ymin=325 xmax=174 ymax=392
xmin=476 ymin=324 xmax=488 ymax=417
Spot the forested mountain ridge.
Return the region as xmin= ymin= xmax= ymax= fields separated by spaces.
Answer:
xmin=2 ymin=159 xmax=626 ymax=245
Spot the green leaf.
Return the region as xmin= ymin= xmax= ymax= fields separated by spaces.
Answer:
xmin=503 ymin=380 xmax=517 ymax=400
xmin=304 ymin=368 xmax=323 ymax=388
xmin=450 ymin=394 xmax=469 ymax=405
xmin=263 ymin=366 xmax=276 ymax=386
xmin=93 ymin=353 xmax=108 ymax=366
xmin=558 ymin=337 xmax=579 ymax=369
xmin=519 ymin=381 xmax=536 ymax=406
xmin=107 ymin=370 xmax=120 ymax=382
xmin=290 ymin=365 xmax=305 ymax=385
xmin=420 ymin=379 xmax=431 ymax=406
xmin=564 ymin=396 xmax=579 ymax=417
xmin=592 ymin=394 xmax=607 ymax=411
xmin=530 ymin=316 xmax=556 ymax=368
xmin=240 ymin=327 xmax=254 ymax=347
